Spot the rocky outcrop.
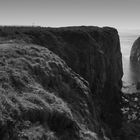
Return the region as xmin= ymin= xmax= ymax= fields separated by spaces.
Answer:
xmin=25 ymin=26 xmax=123 ymax=135
xmin=122 ymin=92 xmax=140 ymax=140
xmin=0 ymin=43 xmax=103 ymax=140
xmin=130 ymin=37 xmax=140 ymax=62
xmin=0 ymin=26 xmax=123 ymax=138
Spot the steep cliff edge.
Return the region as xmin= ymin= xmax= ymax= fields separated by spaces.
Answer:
xmin=0 ymin=43 xmax=102 ymax=140
xmin=0 ymin=26 xmax=123 ymax=138
xmin=130 ymin=36 xmax=140 ymax=62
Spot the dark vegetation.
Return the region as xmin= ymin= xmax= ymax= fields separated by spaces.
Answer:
xmin=0 ymin=44 xmax=100 ymax=140
xmin=0 ymin=26 xmax=124 ymax=139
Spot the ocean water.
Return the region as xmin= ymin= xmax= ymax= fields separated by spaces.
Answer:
xmin=119 ymin=30 xmax=140 ymax=92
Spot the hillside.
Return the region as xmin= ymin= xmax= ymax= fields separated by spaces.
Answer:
xmin=0 ymin=26 xmax=123 ymax=140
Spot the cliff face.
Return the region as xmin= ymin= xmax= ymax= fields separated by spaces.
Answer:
xmin=25 ymin=26 xmax=123 ymax=135
xmin=130 ymin=37 xmax=140 ymax=62
xmin=0 ymin=43 xmax=101 ymax=140
xmin=0 ymin=26 xmax=123 ymax=138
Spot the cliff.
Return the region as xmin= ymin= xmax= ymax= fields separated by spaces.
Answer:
xmin=130 ymin=36 xmax=140 ymax=62
xmin=0 ymin=43 xmax=102 ymax=140
xmin=0 ymin=26 xmax=123 ymax=139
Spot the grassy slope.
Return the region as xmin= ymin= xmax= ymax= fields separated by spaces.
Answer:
xmin=0 ymin=42 xmax=103 ymax=140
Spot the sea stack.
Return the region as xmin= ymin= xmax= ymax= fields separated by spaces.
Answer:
xmin=130 ymin=37 xmax=140 ymax=62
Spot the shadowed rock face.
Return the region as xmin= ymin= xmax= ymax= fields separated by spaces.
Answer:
xmin=0 ymin=26 xmax=123 ymax=138
xmin=0 ymin=43 xmax=102 ymax=140
xmin=130 ymin=37 xmax=140 ymax=62
xmin=24 ymin=26 xmax=123 ymax=135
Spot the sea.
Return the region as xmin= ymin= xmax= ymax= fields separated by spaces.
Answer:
xmin=119 ymin=30 xmax=140 ymax=93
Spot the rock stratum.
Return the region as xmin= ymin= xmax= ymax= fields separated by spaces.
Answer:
xmin=0 ymin=26 xmax=123 ymax=140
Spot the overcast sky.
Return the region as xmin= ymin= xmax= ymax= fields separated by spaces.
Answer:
xmin=0 ymin=0 xmax=140 ymax=30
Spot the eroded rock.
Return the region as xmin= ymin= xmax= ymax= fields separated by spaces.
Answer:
xmin=130 ymin=37 xmax=140 ymax=62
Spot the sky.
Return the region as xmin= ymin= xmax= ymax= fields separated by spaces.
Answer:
xmin=0 ymin=0 xmax=140 ymax=30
